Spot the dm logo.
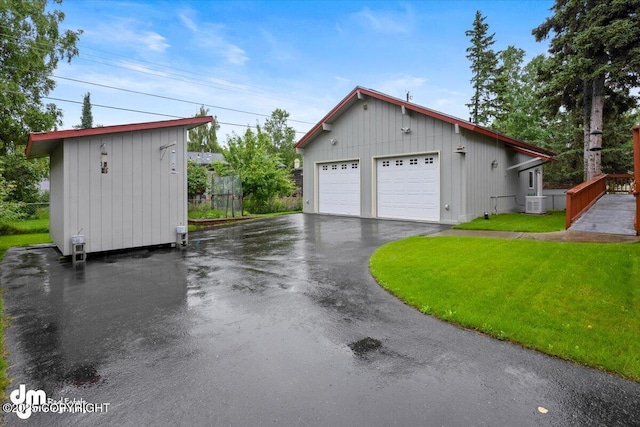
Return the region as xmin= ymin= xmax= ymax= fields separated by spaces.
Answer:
xmin=10 ymin=384 xmax=46 ymax=420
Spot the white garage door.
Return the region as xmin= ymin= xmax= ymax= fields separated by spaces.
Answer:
xmin=318 ymin=161 xmax=360 ymax=216
xmin=377 ymin=154 xmax=439 ymax=221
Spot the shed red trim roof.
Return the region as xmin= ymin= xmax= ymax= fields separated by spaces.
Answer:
xmin=26 ymin=116 xmax=213 ymax=158
xmin=295 ymin=87 xmax=556 ymax=161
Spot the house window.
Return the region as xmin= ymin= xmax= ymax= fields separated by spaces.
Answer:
xmin=425 ymin=157 xmax=434 ymax=164
xmin=528 ymin=171 xmax=534 ymax=189
xmin=341 ymin=164 xmax=347 ymax=169
xmin=332 ymin=164 xmax=337 ymax=170
xmin=382 ymin=160 xmax=390 ymax=167
xmin=396 ymin=159 xmax=403 ymax=166
xmin=409 ymin=158 xmax=418 ymax=165
xmin=322 ymin=165 xmax=328 ymax=171
xmin=351 ymin=163 xmax=358 ymax=169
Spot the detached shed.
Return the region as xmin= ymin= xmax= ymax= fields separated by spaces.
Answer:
xmin=295 ymin=87 xmax=556 ymax=224
xmin=26 ymin=116 xmax=213 ymax=256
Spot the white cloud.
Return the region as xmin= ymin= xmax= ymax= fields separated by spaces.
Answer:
xmin=138 ymin=31 xmax=170 ymax=53
xmin=352 ymin=4 xmax=415 ymax=34
xmin=376 ymin=74 xmax=428 ymax=99
xmin=259 ymin=29 xmax=296 ymax=62
xmin=116 ymin=61 xmax=169 ymax=78
xmin=194 ymin=23 xmax=249 ymax=66
xmin=84 ymin=19 xmax=169 ymax=53
xmin=179 ymin=12 xmax=198 ymax=32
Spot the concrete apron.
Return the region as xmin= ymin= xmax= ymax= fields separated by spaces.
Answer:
xmin=1 ymin=214 xmax=639 ymax=426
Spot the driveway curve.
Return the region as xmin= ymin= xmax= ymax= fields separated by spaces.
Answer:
xmin=1 ymin=214 xmax=639 ymax=426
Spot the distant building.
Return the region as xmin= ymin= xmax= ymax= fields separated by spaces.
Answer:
xmin=187 ymin=151 xmax=225 ymax=166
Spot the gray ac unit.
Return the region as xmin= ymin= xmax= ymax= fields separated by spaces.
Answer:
xmin=525 ymin=196 xmax=547 ymax=214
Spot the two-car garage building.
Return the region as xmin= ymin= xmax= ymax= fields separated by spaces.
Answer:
xmin=295 ymin=87 xmax=556 ymax=224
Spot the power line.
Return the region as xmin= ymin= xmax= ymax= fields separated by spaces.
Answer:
xmin=53 ymin=74 xmax=314 ymax=125
xmin=74 ymin=43 xmax=269 ymax=94
xmin=0 ymin=27 xmax=314 ymax=132
xmin=0 ymin=89 xmax=310 ymax=133
xmin=0 ymin=24 xmax=307 ymax=114
xmin=43 ymin=95 xmax=183 ymax=119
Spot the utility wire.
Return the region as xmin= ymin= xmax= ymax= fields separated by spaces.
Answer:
xmin=0 ymin=89 xmax=310 ymax=133
xmin=53 ymin=74 xmax=314 ymax=124
xmin=0 ymin=25 xmax=307 ymax=116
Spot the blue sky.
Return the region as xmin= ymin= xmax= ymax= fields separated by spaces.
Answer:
xmin=51 ymin=0 xmax=555 ymax=142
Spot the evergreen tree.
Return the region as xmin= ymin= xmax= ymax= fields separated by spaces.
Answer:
xmin=533 ymin=0 xmax=640 ymax=180
xmin=465 ymin=10 xmax=499 ymax=126
xmin=80 ymin=92 xmax=92 ymax=128
xmin=75 ymin=92 xmax=93 ymax=129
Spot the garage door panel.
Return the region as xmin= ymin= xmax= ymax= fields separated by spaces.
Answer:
xmin=318 ymin=161 xmax=360 ymax=216
xmin=377 ymin=154 xmax=439 ymax=221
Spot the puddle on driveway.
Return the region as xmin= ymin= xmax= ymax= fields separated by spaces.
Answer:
xmin=349 ymin=337 xmax=382 ymax=356
xmin=63 ymin=364 xmax=101 ymax=387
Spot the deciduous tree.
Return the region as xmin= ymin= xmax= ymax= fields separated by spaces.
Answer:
xmin=187 ymin=160 xmax=209 ymax=200
xmin=0 ymin=0 xmax=81 ymax=152
xmin=261 ymin=108 xmax=298 ymax=169
xmin=221 ymin=128 xmax=294 ymax=213
xmin=0 ymin=0 xmax=80 ymax=213
xmin=188 ymin=106 xmax=220 ymax=153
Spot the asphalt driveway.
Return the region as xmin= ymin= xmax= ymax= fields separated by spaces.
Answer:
xmin=1 ymin=214 xmax=639 ymax=426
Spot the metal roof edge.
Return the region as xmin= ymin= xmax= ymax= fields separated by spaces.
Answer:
xmin=26 ymin=116 xmax=214 ymax=157
xmin=295 ymin=87 xmax=556 ymax=160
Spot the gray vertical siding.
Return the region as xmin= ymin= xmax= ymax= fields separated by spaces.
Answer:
xmin=301 ymin=97 xmax=541 ymax=224
xmin=49 ymin=144 xmax=65 ymax=253
xmin=55 ymin=126 xmax=188 ymax=255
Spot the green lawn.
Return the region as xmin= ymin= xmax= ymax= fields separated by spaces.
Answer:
xmin=370 ymin=236 xmax=640 ymax=381
xmin=0 ymin=218 xmax=49 ymax=235
xmin=453 ymin=210 xmax=566 ymax=232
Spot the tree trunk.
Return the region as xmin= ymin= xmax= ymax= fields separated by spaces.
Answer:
xmin=588 ymin=75 xmax=605 ymax=179
xmin=583 ymin=79 xmax=592 ymax=181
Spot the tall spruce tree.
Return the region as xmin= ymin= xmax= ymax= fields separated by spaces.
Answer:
xmin=465 ymin=10 xmax=499 ymax=126
xmin=533 ymin=0 xmax=640 ymax=180
xmin=77 ymin=92 xmax=93 ymax=129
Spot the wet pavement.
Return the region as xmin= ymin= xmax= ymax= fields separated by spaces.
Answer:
xmin=1 ymin=214 xmax=639 ymax=426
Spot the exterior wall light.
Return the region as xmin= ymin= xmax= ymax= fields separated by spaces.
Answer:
xmin=100 ymin=143 xmax=108 ymax=174
xmin=491 ymin=159 xmax=498 ymax=168
xmin=330 ymin=138 xmax=338 ymax=145
xmin=171 ymin=149 xmax=177 ymax=174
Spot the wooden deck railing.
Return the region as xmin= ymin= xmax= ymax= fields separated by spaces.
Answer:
xmin=565 ymin=174 xmax=608 ymax=229
xmin=633 ymin=126 xmax=640 ymax=234
xmin=565 ymin=128 xmax=640 ymax=232
xmin=606 ymin=173 xmax=635 ymax=193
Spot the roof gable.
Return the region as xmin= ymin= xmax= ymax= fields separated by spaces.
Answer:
xmin=26 ymin=116 xmax=214 ymax=158
xmin=295 ymin=87 xmax=555 ymax=161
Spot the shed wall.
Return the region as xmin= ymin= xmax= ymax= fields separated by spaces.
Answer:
xmin=58 ymin=126 xmax=188 ymax=255
xmin=49 ymin=143 xmax=65 ymax=252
